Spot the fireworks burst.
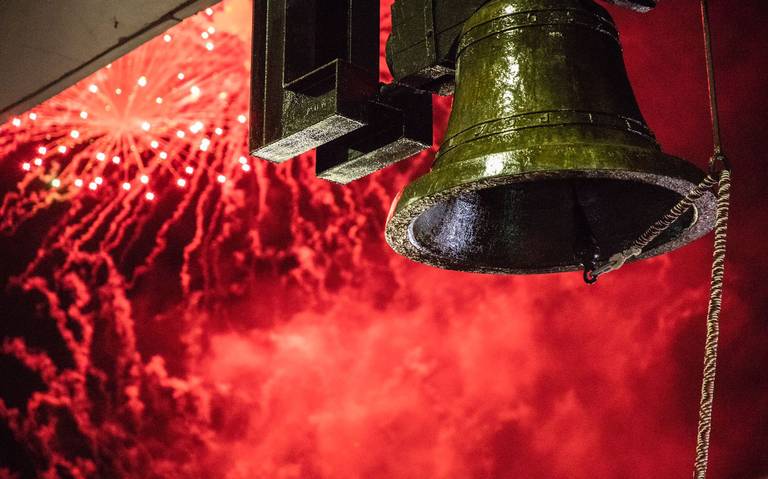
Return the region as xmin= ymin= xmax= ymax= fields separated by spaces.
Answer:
xmin=0 ymin=5 xmax=271 ymax=301
xmin=0 ymin=6 xmax=250 ymax=224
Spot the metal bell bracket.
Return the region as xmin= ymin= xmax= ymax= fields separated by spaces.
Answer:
xmin=249 ymin=0 xmax=433 ymax=184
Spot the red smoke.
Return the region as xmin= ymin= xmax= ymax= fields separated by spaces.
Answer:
xmin=0 ymin=1 xmax=767 ymax=478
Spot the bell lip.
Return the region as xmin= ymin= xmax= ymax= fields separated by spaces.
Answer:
xmin=385 ymin=146 xmax=717 ymax=275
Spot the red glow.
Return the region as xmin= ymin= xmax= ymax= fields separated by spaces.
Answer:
xmin=0 ymin=1 xmax=766 ymax=478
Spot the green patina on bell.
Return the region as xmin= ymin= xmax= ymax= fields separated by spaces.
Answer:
xmin=386 ymin=0 xmax=716 ymax=274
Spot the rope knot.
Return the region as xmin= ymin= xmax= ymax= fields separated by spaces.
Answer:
xmin=709 ymin=151 xmax=730 ymax=174
xmin=590 ymin=246 xmax=643 ymax=278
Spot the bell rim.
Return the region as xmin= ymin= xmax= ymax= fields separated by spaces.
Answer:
xmin=385 ymin=146 xmax=717 ymax=275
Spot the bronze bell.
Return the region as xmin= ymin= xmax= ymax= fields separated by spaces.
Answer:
xmin=385 ymin=0 xmax=716 ymax=274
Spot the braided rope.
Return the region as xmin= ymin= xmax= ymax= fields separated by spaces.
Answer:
xmin=693 ymin=169 xmax=730 ymax=479
xmin=633 ymin=175 xmax=718 ymax=251
xmin=692 ymin=1 xmax=731 ymax=474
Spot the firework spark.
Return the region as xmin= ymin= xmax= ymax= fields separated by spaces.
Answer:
xmin=0 ymin=7 xmax=250 ymax=224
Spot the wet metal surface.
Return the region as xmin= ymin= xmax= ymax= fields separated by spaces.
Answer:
xmin=386 ymin=0 xmax=715 ymax=274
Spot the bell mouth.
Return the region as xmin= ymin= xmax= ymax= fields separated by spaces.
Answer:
xmin=386 ymin=153 xmax=717 ymax=274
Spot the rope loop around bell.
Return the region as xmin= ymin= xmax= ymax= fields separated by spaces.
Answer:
xmin=585 ymin=172 xmax=719 ymax=283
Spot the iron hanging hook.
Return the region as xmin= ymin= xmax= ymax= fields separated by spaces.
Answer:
xmin=583 ymin=266 xmax=599 ymax=284
xmin=580 ymin=243 xmax=603 ymax=285
xmin=588 ymin=247 xmax=644 ymax=282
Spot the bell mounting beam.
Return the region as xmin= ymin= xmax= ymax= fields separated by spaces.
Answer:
xmin=249 ymin=0 xmax=432 ymax=184
xmin=386 ymin=0 xmax=490 ymax=95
